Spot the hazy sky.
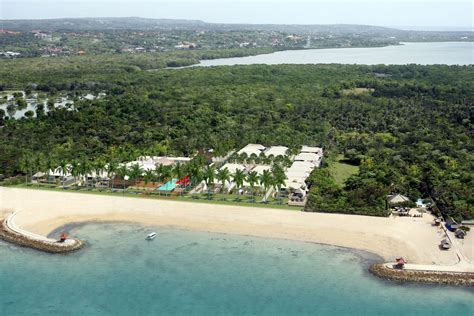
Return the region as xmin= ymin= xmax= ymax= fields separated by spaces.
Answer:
xmin=1 ymin=0 xmax=473 ymax=30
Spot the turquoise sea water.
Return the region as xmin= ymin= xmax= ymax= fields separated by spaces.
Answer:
xmin=0 ymin=224 xmax=472 ymax=315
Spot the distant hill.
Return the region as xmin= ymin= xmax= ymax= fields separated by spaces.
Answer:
xmin=0 ymin=17 xmax=208 ymax=31
xmin=0 ymin=17 xmax=416 ymax=33
xmin=1 ymin=17 xmax=472 ymax=41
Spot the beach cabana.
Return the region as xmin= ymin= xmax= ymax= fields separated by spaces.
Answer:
xmin=387 ymin=194 xmax=410 ymax=206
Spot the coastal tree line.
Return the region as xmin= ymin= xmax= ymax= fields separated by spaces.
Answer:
xmin=17 ymin=152 xmax=288 ymax=200
xmin=0 ymin=63 xmax=472 ymax=220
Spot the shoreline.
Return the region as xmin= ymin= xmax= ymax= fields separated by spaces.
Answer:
xmin=47 ymin=219 xmax=385 ymax=261
xmin=3 ymin=215 xmax=473 ymax=286
xmin=0 ymin=187 xmax=463 ymax=263
xmin=1 ymin=187 xmax=473 ymax=285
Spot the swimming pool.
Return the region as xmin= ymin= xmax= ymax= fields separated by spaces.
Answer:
xmin=158 ymin=178 xmax=178 ymax=191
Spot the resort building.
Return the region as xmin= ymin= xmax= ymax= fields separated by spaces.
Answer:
xmin=301 ymin=146 xmax=323 ymax=156
xmin=32 ymin=166 xmax=75 ymax=185
xmin=126 ymin=156 xmax=192 ymax=171
xmin=219 ymin=144 xmax=324 ymax=204
xmin=294 ymin=152 xmax=322 ymax=167
xmin=263 ymin=146 xmax=289 ymax=157
xmin=237 ymin=144 xmax=266 ymax=156
xmin=220 ymin=163 xmax=248 ymax=174
xmin=250 ymin=165 xmax=272 ymax=175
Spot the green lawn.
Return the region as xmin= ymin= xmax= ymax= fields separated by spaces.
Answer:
xmin=189 ymin=192 xmax=288 ymax=204
xmin=329 ymin=155 xmax=359 ymax=186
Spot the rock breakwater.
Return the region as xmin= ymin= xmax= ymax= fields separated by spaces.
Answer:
xmin=0 ymin=218 xmax=83 ymax=253
xmin=369 ymin=263 xmax=474 ymax=286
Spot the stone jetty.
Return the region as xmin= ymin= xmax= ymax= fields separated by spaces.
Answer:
xmin=369 ymin=263 xmax=474 ymax=286
xmin=0 ymin=214 xmax=83 ymax=253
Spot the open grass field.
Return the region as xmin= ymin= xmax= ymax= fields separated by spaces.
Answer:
xmin=329 ymin=155 xmax=359 ymax=186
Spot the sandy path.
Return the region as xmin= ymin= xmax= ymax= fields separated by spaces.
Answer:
xmin=0 ymin=187 xmax=462 ymax=265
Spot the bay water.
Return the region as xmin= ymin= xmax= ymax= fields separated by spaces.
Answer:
xmin=198 ymin=42 xmax=473 ymax=66
xmin=0 ymin=223 xmax=472 ymax=315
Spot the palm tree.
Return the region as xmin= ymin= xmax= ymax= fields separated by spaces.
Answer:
xmin=57 ymin=159 xmax=69 ymax=188
xmin=238 ymin=152 xmax=248 ymax=164
xmin=229 ymin=152 xmax=239 ymax=163
xmin=33 ymin=153 xmax=46 ymax=185
xmin=116 ymin=165 xmax=129 ymax=193
xmin=216 ymin=167 xmax=230 ymax=194
xmin=69 ymin=160 xmax=80 ymax=185
xmin=186 ymin=162 xmax=202 ymax=185
xmin=249 ymin=153 xmax=258 ymax=164
xmin=259 ymin=169 xmax=273 ymax=202
xmin=271 ymin=164 xmax=285 ymax=176
xmin=155 ymin=164 xmax=165 ymax=183
xmin=106 ymin=160 xmax=118 ymax=190
xmin=19 ymin=154 xmax=33 ymax=186
xmin=173 ymin=162 xmax=185 ymax=180
xmin=143 ymin=169 xmax=155 ymax=188
xmin=272 ymin=171 xmax=287 ymax=202
xmin=79 ymin=157 xmax=92 ymax=188
xmin=45 ymin=155 xmax=56 ymax=184
xmin=263 ymin=156 xmax=272 ymax=165
xmin=203 ymin=165 xmax=216 ymax=197
xmin=129 ymin=163 xmax=143 ymax=188
xmin=161 ymin=165 xmax=173 ymax=182
xmin=246 ymin=171 xmax=259 ymax=199
xmin=93 ymin=158 xmax=106 ymax=188
xmin=232 ymin=169 xmax=246 ymax=201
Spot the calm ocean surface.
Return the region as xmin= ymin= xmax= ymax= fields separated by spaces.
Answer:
xmin=198 ymin=42 xmax=473 ymax=66
xmin=0 ymin=224 xmax=472 ymax=315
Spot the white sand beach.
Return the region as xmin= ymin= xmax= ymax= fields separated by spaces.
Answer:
xmin=0 ymin=187 xmax=470 ymax=266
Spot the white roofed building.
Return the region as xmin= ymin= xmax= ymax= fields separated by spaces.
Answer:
xmin=250 ymin=165 xmax=272 ymax=175
xmin=301 ymin=146 xmax=323 ymax=155
xmin=123 ymin=156 xmax=192 ymax=174
xmin=387 ymin=194 xmax=410 ymax=205
xmin=294 ymin=152 xmax=322 ymax=167
xmin=237 ymin=144 xmax=266 ymax=156
xmin=220 ymin=163 xmax=248 ymax=174
xmin=264 ymin=146 xmax=289 ymax=157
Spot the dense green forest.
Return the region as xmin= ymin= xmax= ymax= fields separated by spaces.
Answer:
xmin=0 ymin=60 xmax=472 ymax=220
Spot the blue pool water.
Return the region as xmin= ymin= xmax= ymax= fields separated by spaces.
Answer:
xmin=158 ymin=178 xmax=178 ymax=191
xmin=0 ymin=224 xmax=472 ymax=315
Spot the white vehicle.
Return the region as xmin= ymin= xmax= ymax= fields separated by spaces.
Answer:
xmin=440 ymin=239 xmax=451 ymax=250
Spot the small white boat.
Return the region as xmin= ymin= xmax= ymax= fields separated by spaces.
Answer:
xmin=146 ymin=232 xmax=157 ymax=240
